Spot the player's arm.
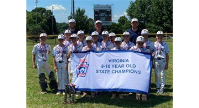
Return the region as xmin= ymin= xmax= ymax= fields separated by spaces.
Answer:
xmin=32 ymin=54 xmax=37 ymax=69
xmin=53 ymin=56 xmax=57 ymax=72
xmin=165 ymin=53 xmax=169 ymax=70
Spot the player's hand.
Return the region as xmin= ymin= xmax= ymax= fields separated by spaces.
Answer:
xmin=87 ymin=47 xmax=91 ymax=51
xmin=165 ymin=64 xmax=168 ymax=70
xmin=54 ymin=66 xmax=58 ymax=72
xmin=152 ymin=52 xmax=155 ymax=57
xmin=33 ymin=64 xmax=37 ymax=69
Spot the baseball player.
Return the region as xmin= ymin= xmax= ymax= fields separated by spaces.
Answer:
xmin=63 ymin=29 xmax=72 ymax=47
xmin=111 ymin=37 xmax=124 ymax=99
xmin=109 ymin=32 xmax=116 ymax=47
xmin=154 ymin=31 xmax=169 ymax=94
xmin=52 ymin=34 xmax=69 ymax=95
xmin=91 ymin=31 xmax=101 ymax=51
xmin=100 ymin=31 xmax=114 ymax=51
xmin=141 ymin=29 xmax=155 ymax=54
xmin=121 ymin=31 xmax=135 ymax=50
xmin=77 ymin=30 xmax=87 ymax=47
xmin=32 ymin=33 xmax=58 ymax=94
xmin=129 ymin=36 xmax=150 ymax=101
xmin=82 ymin=36 xmax=97 ymax=51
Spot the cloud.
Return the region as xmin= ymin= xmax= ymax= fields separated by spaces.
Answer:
xmin=119 ymin=12 xmax=128 ymax=17
xmin=46 ymin=4 xmax=66 ymax=11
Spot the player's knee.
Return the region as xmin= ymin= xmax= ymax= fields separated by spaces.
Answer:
xmin=39 ymin=73 xmax=46 ymax=82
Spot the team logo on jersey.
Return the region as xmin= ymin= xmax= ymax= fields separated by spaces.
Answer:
xmin=76 ymin=58 xmax=89 ymax=77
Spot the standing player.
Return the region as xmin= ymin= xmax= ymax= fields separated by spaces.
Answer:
xmin=32 ymin=33 xmax=58 ymax=94
xmin=77 ymin=30 xmax=87 ymax=47
xmin=109 ymin=32 xmax=116 ymax=47
xmin=100 ymin=31 xmax=114 ymax=51
xmin=141 ymin=29 xmax=155 ymax=54
xmin=63 ymin=29 xmax=72 ymax=47
xmin=52 ymin=34 xmax=69 ymax=95
xmin=154 ymin=31 xmax=169 ymax=94
xmin=121 ymin=31 xmax=135 ymax=50
xmin=91 ymin=31 xmax=101 ymax=51
xmin=82 ymin=36 xmax=97 ymax=51
xmin=129 ymin=36 xmax=150 ymax=101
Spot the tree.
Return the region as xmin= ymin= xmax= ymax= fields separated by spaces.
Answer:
xmin=56 ymin=22 xmax=69 ymax=34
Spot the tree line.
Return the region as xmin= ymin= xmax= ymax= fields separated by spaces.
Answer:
xmin=26 ymin=0 xmax=172 ymax=35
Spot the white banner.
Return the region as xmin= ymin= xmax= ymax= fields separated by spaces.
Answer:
xmin=71 ymin=51 xmax=152 ymax=94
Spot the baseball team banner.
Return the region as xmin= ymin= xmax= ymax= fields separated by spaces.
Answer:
xmin=71 ymin=51 xmax=152 ymax=94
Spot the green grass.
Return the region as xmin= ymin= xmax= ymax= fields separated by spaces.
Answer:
xmin=26 ymin=38 xmax=173 ymax=108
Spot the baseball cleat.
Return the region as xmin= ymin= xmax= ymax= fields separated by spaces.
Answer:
xmin=56 ymin=91 xmax=61 ymax=95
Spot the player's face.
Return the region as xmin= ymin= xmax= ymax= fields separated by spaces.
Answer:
xmin=58 ymin=39 xmax=64 ymax=44
xmin=92 ymin=35 xmax=98 ymax=42
xmin=142 ymin=34 xmax=148 ymax=41
xmin=64 ymin=33 xmax=71 ymax=40
xmin=123 ymin=35 xmax=130 ymax=42
xmin=137 ymin=42 xmax=144 ymax=48
xmin=95 ymin=23 xmax=102 ymax=30
xmin=69 ymin=22 xmax=76 ymax=29
xmin=78 ymin=34 xmax=85 ymax=41
xmin=86 ymin=40 xmax=92 ymax=46
xmin=71 ymin=37 xmax=77 ymax=44
xmin=40 ymin=37 xmax=47 ymax=42
xmin=102 ymin=35 xmax=109 ymax=41
xmin=131 ymin=21 xmax=139 ymax=28
xmin=115 ymin=41 xmax=121 ymax=48
xmin=156 ymin=35 xmax=163 ymax=42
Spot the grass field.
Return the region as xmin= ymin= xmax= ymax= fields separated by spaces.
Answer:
xmin=26 ymin=37 xmax=173 ymax=108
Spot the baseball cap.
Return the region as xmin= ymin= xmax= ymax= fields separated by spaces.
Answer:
xmin=114 ymin=37 xmax=122 ymax=42
xmin=157 ymin=31 xmax=164 ymax=35
xmin=91 ymin=31 xmax=99 ymax=36
xmin=102 ymin=31 xmax=109 ymax=35
xmin=136 ymin=36 xmax=144 ymax=42
xmin=64 ymin=29 xmax=71 ymax=34
xmin=131 ymin=18 xmax=138 ymax=23
xmin=69 ymin=19 xmax=76 ymax=23
xmin=95 ymin=20 xmax=102 ymax=24
xmin=109 ymin=32 xmax=116 ymax=37
xmin=58 ymin=34 xmax=65 ymax=40
xmin=40 ymin=33 xmax=47 ymax=37
xmin=70 ymin=34 xmax=78 ymax=38
xmin=86 ymin=36 xmax=93 ymax=41
xmin=123 ymin=31 xmax=130 ymax=35
xmin=141 ymin=29 xmax=149 ymax=35
xmin=77 ymin=30 xmax=84 ymax=35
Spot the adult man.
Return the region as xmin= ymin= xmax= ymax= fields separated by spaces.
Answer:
xmin=127 ymin=18 xmax=142 ymax=45
xmin=32 ymin=33 xmax=58 ymax=94
xmin=89 ymin=20 xmax=103 ymax=42
xmin=68 ymin=19 xmax=78 ymax=34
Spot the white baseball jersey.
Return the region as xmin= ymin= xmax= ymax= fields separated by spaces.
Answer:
xmin=63 ymin=40 xmax=72 ymax=47
xmin=111 ymin=47 xmax=125 ymax=50
xmin=144 ymin=40 xmax=155 ymax=52
xmin=92 ymin=42 xmax=101 ymax=51
xmin=129 ymin=46 xmax=150 ymax=53
xmin=77 ymin=40 xmax=87 ymax=47
xmin=154 ymin=41 xmax=169 ymax=59
xmin=68 ymin=43 xmax=83 ymax=52
xmin=100 ymin=41 xmax=114 ymax=51
xmin=121 ymin=41 xmax=135 ymax=50
xmin=32 ymin=43 xmax=51 ymax=62
xmin=52 ymin=44 xmax=69 ymax=62
xmin=82 ymin=46 xmax=97 ymax=51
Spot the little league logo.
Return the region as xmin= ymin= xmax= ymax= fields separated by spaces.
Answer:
xmin=76 ymin=58 xmax=89 ymax=77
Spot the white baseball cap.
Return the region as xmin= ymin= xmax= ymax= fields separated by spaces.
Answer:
xmin=86 ymin=36 xmax=93 ymax=41
xmin=114 ymin=37 xmax=122 ymax=42
xmin=109 ymin=32 xmax=116 ymax=37
xmin=136 ymin=36 xmax=144 ymax=42
xmin=40 ymin=33 xmax=47 ymax=37
xmin=69 ymin=19 xmax=76 ymax=23
xmin=77 ymin=30 xmax=84 ymax=35
xmin=70 ymin=34 xmax=78 ymax=38
xmin=64 ymin=29 xmax=71 ymax=34
xmin=95 ymin=20 xmax=102 ymax=24
xmin=157 ymin=31 xmax=164 ymax=35
xmin=131 ymin=18 xmax=138 ymax=23
xmin=91 ymin=31 xmax=99 ymax=36
xmin=58 ymin=34 xmax=65 ymax=40
xmin=123 ymin=31 xmax=130 ymax=35
xmin=141 ymin=29 xmax=149 ymax=35
xmin=102 ymin=31 xmax=109 ymax=35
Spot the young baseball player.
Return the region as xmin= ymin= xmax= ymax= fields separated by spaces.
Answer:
xmin=121 ymin=31 xmax=135 ymax=50
xmin=154 ymin=31 xmax=169 ymax=94
xmin=52 ymin=34 xmax=69 ymax=95
xmin=141 ymin=29 xmax=155 ymax=54
xmin=91 ymin=31 xmax=101 ymax=51
xmin=109 ymin=32 xmax=116 ymax=47
xmin=100 ymin=31 xmax=114 ymax=51
xmin=32 ymin=33 xmax=58 ymax=94
xmin=77 ymin=30 xmax=87 ymax=47
xmin=63 ymin=29 xmax=72 ymax=47
xmin=111 ymin=37 xmax=124 ymax=99
xmin=129 ymin=36 xmax=150 ymax=101
xmin=82 ymin=36 xmax=97 ymax=51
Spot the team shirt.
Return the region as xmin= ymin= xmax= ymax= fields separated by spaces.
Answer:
xmin=144 ymin=40 xmax=155 ymax=53
xmin=82 ymin=46 xmax=97 ymax=51
xmin=32 ymin=43 xmax=51 ymax=62
xmin=121 ymin=41 xmax=135 ymax=50
xmin=92 ymin=42 xmax=101 ymax=51
xmin=129 ymin=46 xmax=150 ymax=53
xmin=52 ymin=44 xmax=69 ymax=63
xmin=63 ymin=40 xmax=72 ymax=47
xmin=154 ymin=41 xmax=169 ymax=59
xmin=77 ymin=40 xmax=87 ymax=47
xmin=68 ymin=43 xmax=83 ymax=52
xmin=111 ymin=47 xmax=125 ymax=50
xmin=100 ymin=41 xmax=114 ymax=51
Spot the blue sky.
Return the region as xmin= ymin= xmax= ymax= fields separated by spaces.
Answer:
xmin=26 ymin=0 xmax=135 ymax=23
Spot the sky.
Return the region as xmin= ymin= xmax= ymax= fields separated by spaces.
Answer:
xmin=26 ymin=0 xmax=135 ymax=23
